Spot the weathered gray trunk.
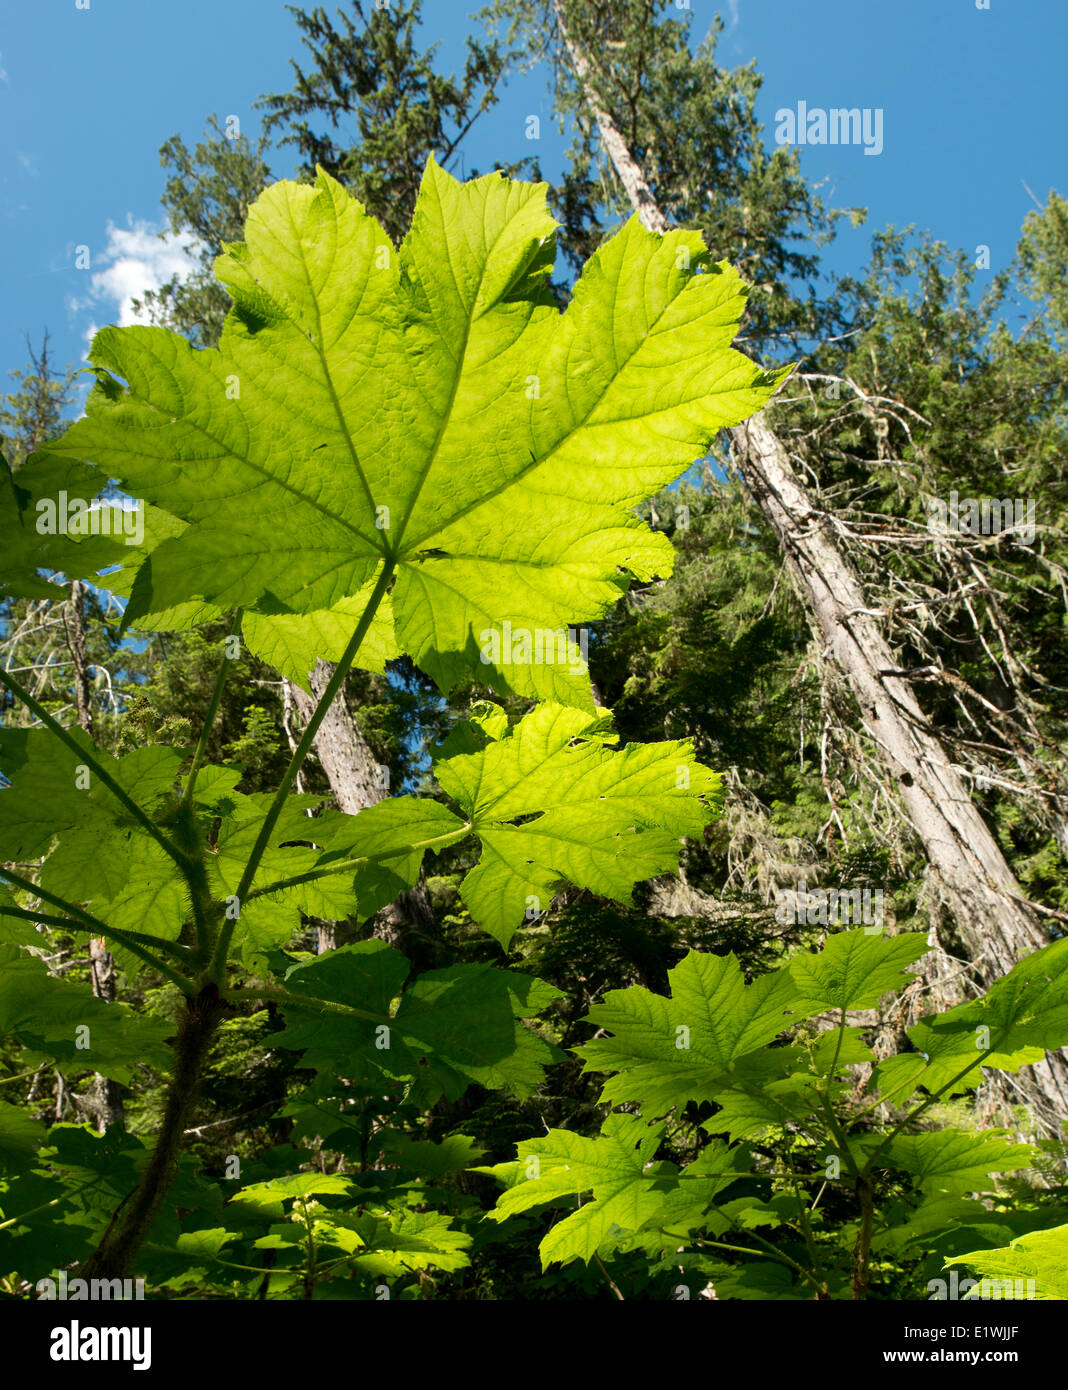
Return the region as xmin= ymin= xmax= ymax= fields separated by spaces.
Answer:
xmin=88 ymin=935 xmax=125 ymax=1131
xmin=286 ymin=664 xmax=435 ymax=959
xmin=554 ymin=1 xmax=1068 ymax=1130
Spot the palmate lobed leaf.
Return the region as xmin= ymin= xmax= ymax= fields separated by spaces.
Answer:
xmin=436 ymin=701 xmax=721 ymax=948
xmin=884 ymin=1129 xmax=1035 ymax=1195
xmin=946 ymin=1222 xmax=1068 ymax=1300
xmin=0 ymin=944 xmax=172 ymax=1083
xmin=788 ymin=929 xmax=931 ymax=1013
xmin=872 ymin=936 xmax=1068 ymax=1104
xmin=41 ymin=159 xmax=785 ymax=701
xmin=479 ymin=1115 xmax=743 ymax=1270
xmin=574 ymin=948 xmax=806 ymax=1115
xmin=479 ymin=1113 xmax=674 ymax=1268
xmin=0 ymin=730 xmax=195 ymax=962
xmin=271 ymin=939 xmax=563 ymax=1103
xmin=0 ymin=449 xmax=169 ymax=601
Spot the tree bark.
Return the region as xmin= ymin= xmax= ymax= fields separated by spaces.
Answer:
xmin=88 ymin=935 xmax=125 ymax=1131
xmin=553 ymin=0 xmax=1068 ymax=1129
xmin=286 ymin=664 xmax=435 ymax=960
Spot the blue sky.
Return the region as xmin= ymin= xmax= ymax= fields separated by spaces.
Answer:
xmin=1 ymin=0 xmax=1063 ymax=401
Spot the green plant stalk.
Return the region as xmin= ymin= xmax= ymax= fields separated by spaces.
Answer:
xmin=2 ymin=865 xmax=128 ymax=937
xmin=0 ymin=1066 xmax=50 ymax=1089
xmin=666 ymin=1229 xmax=829 ymax=1299
xmin=76 ymin=984 xmax=225 ymax=1281
xmin=820 ymin=1093 xmax=860 ymax=1180
xmin=168 ymin=799 xmax=215 ymax=963
xmin=210 ymin=558 xmax=396 ymax=981
xmin=783 ymin=1131 xmax=828 ymax=1287
xmin=851 ymin=1063 xmax=928 ymax=1121
xmin=0 ymin=1175 xmax=100 ymax=1232
xmin=227 ymin=985 xmax=388 ymax=1025
xmin=0 ymin=665 xmax=189 ymax=872
xmin=299 ymin=1196 xmax=318 ymax=1300
xmin=835 ymin=1041 xmax=998 ymax=1299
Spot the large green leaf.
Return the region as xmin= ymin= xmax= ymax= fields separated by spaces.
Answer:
xmin=480 ymin=1116 xmax=744 ymax=1270
xmin=44 ymin=161 xmax=784 ymax=698
xmin=0 ymin=944 xmax=172 ymax=1082
xmin=789 ymin=929 xmax=931 ymax=1013
xmin=574 ymin=949 xmax=804 ymax=1115
xmin=946 ymin=1222 xmax=1068 ymax=1300
xmin=436 ymin=702 xmax=720 ymax=947
xmin=884 ymin=1130 xmax=1035 ymax=1195
xmin=0 ymin=450 xmax=154 ymax=599
xmin=886 ymin=936 xmax=1068 ymax=1100
xmin=0 ymin=1102 xmax=47 ymax=1174
xmin=480 ymin=1114 xmax=674 ymax=1268
xmin=272 ymin=940 xmax=562 ymax=1102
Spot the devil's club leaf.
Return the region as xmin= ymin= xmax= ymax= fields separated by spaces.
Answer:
xmin=789 ymin=930 xmax=931 ymax=1013
xmin=480 ymin=1115 xmax=742 ymax=1270
xmin=240 ymin=583 xmax=399 ymax=690
xmin=884 ymin=1130 xmax=1034 ymax=1195
xmin=210 ymin=793 xmax=465 ymax=970
xmin=0 ymin=729 xmax=193 ymax=959
xmin=0 ymin=451 xmax=151 ymax=599
xmin=575 ymin=949 xmax=804 ymax=1114
xmin=44 ymin=160 xmax=784 ymax=698
xmin=0 ymin=1102 xmax=47 ymax=1174
xmin=0 ymin=944 xmax=172 ymax=1082
xmin=946 ymin=1223 xmax=1068 ymax=1300
xmin=435 ymin=702 xmax=720 ymax=947
xmin=480 ymin=1114 xmax=673 ymax=1268
xmin=273 ymin=941 xmax=561 ymax=1102
xmin=881 ymin=937 xmax=1068 ymax=1101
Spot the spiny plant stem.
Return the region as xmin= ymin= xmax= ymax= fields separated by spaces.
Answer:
xmin=851 ymin=1176 xmax=875 ymax=1300
xmin=77 ymin=986 xmax=225 ymax=1281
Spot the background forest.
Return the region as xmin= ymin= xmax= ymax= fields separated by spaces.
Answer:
xmin=2 ymin=0 xmax=1067 ymax=1303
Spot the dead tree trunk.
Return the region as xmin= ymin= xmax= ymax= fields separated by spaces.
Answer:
xmin=286 ymin=665 xmax=435 ymax=961
xmin=88 ymin=935 xmax=125 ymax=1131
xmin=553 ymin=0 xmax=1068 ymax=1130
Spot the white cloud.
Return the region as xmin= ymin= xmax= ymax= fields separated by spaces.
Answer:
xmin=0 ymin=51 xmax=8 ymax=83
xmin=74 ymin=219 xmax=200 ymax=349
xmin=727 ymin=0 xmax=740 ymax=30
